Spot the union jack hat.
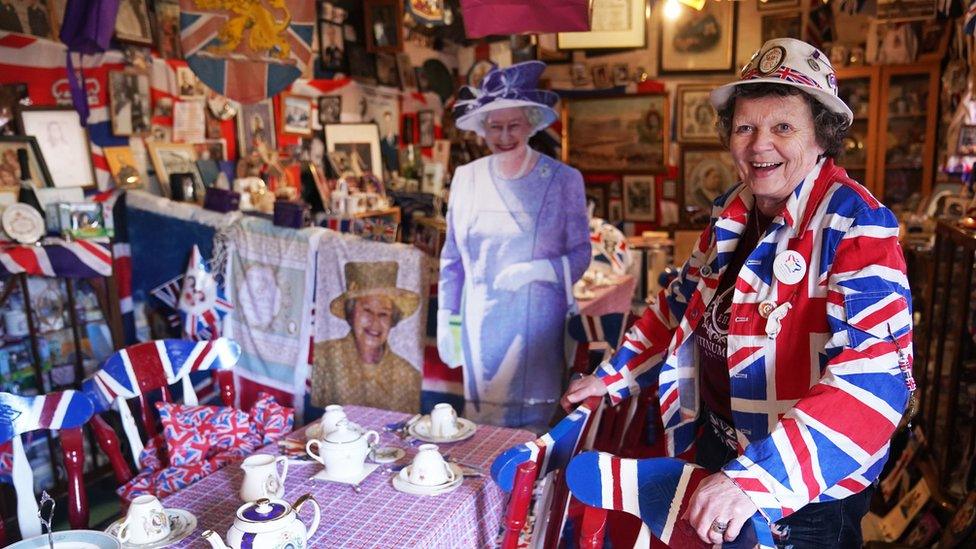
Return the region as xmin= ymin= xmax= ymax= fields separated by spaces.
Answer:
xmin=710 ymin=38 xmax=853 ymax=127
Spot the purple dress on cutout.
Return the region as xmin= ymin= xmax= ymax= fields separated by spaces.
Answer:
xmin=439 ymin=154 xmax=590 ymax=430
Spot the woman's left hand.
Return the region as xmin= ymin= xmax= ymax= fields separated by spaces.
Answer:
xmin=683 ymin=472 xmax=759 ymax=545
xmin=493 ymin=260 xmax=556 ymax=291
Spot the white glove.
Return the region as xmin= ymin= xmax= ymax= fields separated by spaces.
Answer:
xmin=436 ymin=309 xmax=463 ymax=368
xmin=493 ymin=259 xmax=557 ymax=291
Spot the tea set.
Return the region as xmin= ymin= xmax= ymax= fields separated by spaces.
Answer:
xmin=104 ymin=494 xmax=197 ymax=548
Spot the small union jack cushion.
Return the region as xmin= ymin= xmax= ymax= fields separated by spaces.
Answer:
xmin=248 ymin=394 xmax=295 ymax=445
xmin=156 ymin=402 xmax=251 ymax=466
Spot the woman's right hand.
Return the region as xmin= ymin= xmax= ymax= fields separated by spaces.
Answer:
xmin=561 ymin=375 xmax=609 ymax=412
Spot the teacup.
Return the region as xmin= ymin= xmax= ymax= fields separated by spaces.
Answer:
xmin=240 ymin=453 xmax=288 ymax=502
xmin=116 ymin=494 xmax=170 ymax=544
xmin=408 ymin=444 xmax=456 ymax=487
xmin=321 ymin=404 xmax=347 ymax=436
xmin=429 ymin=403 xmax=459 ymax=438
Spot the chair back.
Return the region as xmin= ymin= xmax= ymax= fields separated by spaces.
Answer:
xmin=0 ymin=390 xmax=94 ymax=542
xmin=81 ymin=338 xmax=241 ymax=485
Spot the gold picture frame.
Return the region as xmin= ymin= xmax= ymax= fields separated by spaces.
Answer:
xmin=562 ymin=93 xmax=669 ymax=173
xmin=557 ymin=0 xmax=647 ymax=50
xmin=659 ymin=1 xmax=737 ymax=74
xmin=676 ymin=84 xmax=720 ymax=144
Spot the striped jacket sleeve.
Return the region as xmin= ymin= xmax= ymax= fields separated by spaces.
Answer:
xmin=722 ymin=202 xmax=912 ymax=522
xmin=593 ymin=224 xmax=711 ymax=403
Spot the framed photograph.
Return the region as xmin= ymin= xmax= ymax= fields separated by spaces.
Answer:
xmin=318 ymin=20 xmax=345 ymax=72
xmin=397 ymin=53 xmax=417 ymax=89
xmin=757 ymin=0 xmax=801 ymax=11
xmin=558 ymin=0 xmax=647 ymax=50
xmin=147 ymin=142 xmax=202 ymax=199
xmin=420 ymin=163 xmax=444 ymax=194
xmin=318 ymin=96 xmax=342 ymax=125
xmin=376 ymin=52 xmax=401 ymax=88
xmin=612 ymin=63 xmax=630 ymax=86
xmin=659 ymin=1 xmax=737 ymax=74
xmin=563 ymin=93 xmax=669 ymax=173
xmin=0 ymin=0 xmax=57 ymax=39
xmin=591 ymin=64 xmax=612 ymax=88
xmin=622 ymin=175 xmax=656 ymax=222
xmin=324 ymin=123 xmax=382 ymax=177
xmin=761 ymin=12 xmax=802 ymax=43
xmin=18 ymin=107 xmax=96 ymax=189
xmin=237 ymin=100 xmax=276 ymax=157
xmin=417 ymin=110 xmax=435 ymax=148
xmin=676 ymin=84 xmax=720 ymax=144
xmin=958 ymin=125 xmax=976 ymax=155
xmin=585 ymin=184 xmax=609 ymax=219
xmin=154 ymin=0 xmax=182 ymax=59
xmin=176 ymin=66 xmax=206 ymax=98
xmin=364 ymin=0 xmax=403 ymax=53
xmin=114 ymin=0 xmax=154 ymax=46
xmin=0 ymin=136 xmax=53 ymax=188
xmin=103 ymin=145 xmax=144 ymax=188
xmin=681 ymin=146 xmax=738 ymax=226
xmin=108 ymin=71 xmax=151 ymax=136
xmin=281 ymin=93 xmax=313 ymax=136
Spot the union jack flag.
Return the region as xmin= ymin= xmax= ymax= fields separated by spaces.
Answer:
xmin=0 ymin=390 xmax=93 ymax=445
xmin=742 ymin=66 xmax=821 ymax=90
xmin=179 ymin=244 xmax=233 ymax=341
xmin=0 ymin=238 xmax=113 ymax=278
xmin=595 ymin=158 xmax=912 ymax=524
xmin=589 ymin=220 xmax=631 ymax=275
xmin=179 ymin=0 xmax=315 ymax=103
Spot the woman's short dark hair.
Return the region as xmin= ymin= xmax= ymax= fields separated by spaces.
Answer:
xmin=715 ymin=83 xmax=849 ymax=158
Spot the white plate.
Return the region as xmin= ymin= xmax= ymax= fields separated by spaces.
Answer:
xmin=9 ymin=530 xmax=122 ymax=548
xmin=2 ymin=203 xmax=44 ymax=244
xmin=392 ymin=463 xmax=464 ymax=496
xmin=407 ymin=417 xmax=477 ymax=443
xmin=104 ymin=509 xmax=197 ymax=548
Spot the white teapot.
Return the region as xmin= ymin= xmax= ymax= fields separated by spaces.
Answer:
xmin=202 ymin=494 xmax=320 ymax=549
xmin=305 ymin=419 xmax=379 ymax=478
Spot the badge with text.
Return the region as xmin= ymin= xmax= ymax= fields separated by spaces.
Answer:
xmin=773 ymin=251 xmax=806 ymax=285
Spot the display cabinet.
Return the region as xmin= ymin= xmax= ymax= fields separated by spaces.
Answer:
xmin=836 ymin=66 xmax=881 ymax=191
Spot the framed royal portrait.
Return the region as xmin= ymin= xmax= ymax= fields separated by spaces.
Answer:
xmin=103 ymin=145 xmax=145 ymax=189
xmin=281 ymin=93 xmax=313 ymax=136
xmin=757 ymin=0 xmax=801 ymax=10
xmin=147 ymin=142 xmax=203 ymax=199
xmin=108 ymin=71 xmax=151 ymax=136
xmin=237 ymin=100 xmax=276 ymax=157
xmin=659 ymin=1 xmax=737 ymax=74
xmin=761 ymin=12 xmax=802 ymax=43
xmin=681 ymin=145 xmax=737 ymax=226
xmin=324 ymin=123 xmax=383 ymax=177
xmin=563 ymin=93 xmax=669 ymax=173
xmin=676 ymin=84 xmax=720 ymax=144
xmin=319 ymin=96 xmax=342 ymax=125
xmin=0 ymin=136 xmax=54 ymax=189
xmin=114 ymin=0 xmax=154 ymax=46
xmin=622 ymin=175 xmax=656 ymax=222
xmin=17 ymin=106 xmax=96 ymax=189
xmin=364 ymin=0 xmax=403 ymax=53
xmin=558 ymin=0 xmax=647 ymax=50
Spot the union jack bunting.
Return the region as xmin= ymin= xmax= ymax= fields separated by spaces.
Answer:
xmin=594 ymin=159 xmax=912 ymax=524
xmin=179 ymin=0 xmax=315 ymax=103
xmin=565 ymin=452 xmax=775 ymax=548
xmin=0 ymin=390 xmax=94 ymax=444
xmin=179 ymin=244 xmax=233 ymax=341
xmin=0 ymin=238 xmax=113 ymax=278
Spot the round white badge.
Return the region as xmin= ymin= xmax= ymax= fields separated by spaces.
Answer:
xmin=758 ymin=46 xmax=786 ymax=75
xmin=773 ymin=251 xmax=807 ymax=285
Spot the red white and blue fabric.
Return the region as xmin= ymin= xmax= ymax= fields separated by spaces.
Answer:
xmin=742 ymin=65 xmax=821 ymax=90
xmin=566 ymin=452 xmax=775 ymax=548
xmin=353 ymin=217 xmax=398 ymax=243
xmin=589 ymin=219 xmax=631 ymax=275
xmin=157 ymin=401 xmax=251 ymax=466
xmin=179 ymin=244 xmax=233 ymax=341
xmin=594 ymin=159 xmax=912 ymax=525
xmin=0 ymin=238 xmax=113 ymax=278
xmin=94 ymin=190 xmax=138 ymax=343
xmin=179 ymin=0 xmax=315 ymax=103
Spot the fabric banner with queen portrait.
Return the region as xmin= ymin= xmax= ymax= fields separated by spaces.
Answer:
xmin=311 ymin=232 xmax=427 ymax=418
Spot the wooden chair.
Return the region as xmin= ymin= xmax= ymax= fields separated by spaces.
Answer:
xmin=0 ymin=390 xmax=94 ymax=544
xmin=80 ymin=338 xmax=240 ymax=486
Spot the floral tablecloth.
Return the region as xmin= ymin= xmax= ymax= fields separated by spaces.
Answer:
xmin=162 ymin=405 xmax=535 ymax=548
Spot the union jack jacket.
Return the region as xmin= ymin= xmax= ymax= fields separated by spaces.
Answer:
xmin=595 ymin=158 xmax=913 ymax=522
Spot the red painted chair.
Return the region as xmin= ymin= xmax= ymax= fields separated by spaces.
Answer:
xmin=0 ymin=390 xmax=94 ymax=544
xmin=80 ymin=338 xmax=240 ymax=486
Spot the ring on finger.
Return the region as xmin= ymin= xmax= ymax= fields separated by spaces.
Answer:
xmin=710 ymin=519 xmax=729 ymax=534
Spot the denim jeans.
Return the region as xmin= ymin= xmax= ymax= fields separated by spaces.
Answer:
xmin=695 ymin=413 xmax=873 ymax=548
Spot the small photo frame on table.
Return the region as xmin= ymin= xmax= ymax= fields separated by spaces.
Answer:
xmin=557 ymin=0 xmax=647 ymax=49
xmin=417 ymin=110 xmax=435 ymax=148
xmin=237 ymin=99 xmax=276 ymax=157
xmin=147 ymin=142 xmax=203 ymax=199
xmin=622 ymin=175 xmax=656 ymax=222
xmin=103 ymin=145 xmax=144 ymax=189
xmin=108 ymin=70 xmax=151 ymax=136
xmin=324 ymin=123 xmax=382 ymax=177
xmin=681 ymin=145 xmax=738 ymax=226
xmin=281 ymin=93 xmax=314 ymax=136
xmin=376 ymin=52 xmax=401 ymax=88
xmin=364 ymin=0 xmax=403 ymax=53
xmin=114 ymin=0 xmax=154 ymax=45
xmin=761 ymin=12 xmax=802 ymax=43
xmin=563 ymin=93 xmax=669 ymax=173
xmin=319 ymin=96 xmax=342 ymax=125
xmin=676 ymin=84 xmax=720 ymax=144
xmin=659 ymin=1 xmax=737 ymax=73
xmin=0 ymin=135 xmax=53 ymax=189
xmin=18 ymin=106 xmax=97 ymax=189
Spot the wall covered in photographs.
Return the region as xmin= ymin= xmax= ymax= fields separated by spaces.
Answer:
xmin=563 ymin=93 xmax=668 ymax=173
xmin=681 ymin=146 xmax=738 ymax=226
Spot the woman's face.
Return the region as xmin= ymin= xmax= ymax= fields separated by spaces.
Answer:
xmin=728 ymin=94 xmax=824 ymax=205
xmin=484 ymin=107 xmax=532 ymax=154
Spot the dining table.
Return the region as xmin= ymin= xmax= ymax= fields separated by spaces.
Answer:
xmin=161 ymin=405 xmax=536 ymax=548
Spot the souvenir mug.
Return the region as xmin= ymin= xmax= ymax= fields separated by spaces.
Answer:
xmin=239 ymin=454 xmax=288 ymax=502
xmin=408 ymin=444 xmax=456 ymax=487
xmin=429 ymin=403 xmax=459 ymax=438
xmin=116 ymin=495 xmax=171 ymax=544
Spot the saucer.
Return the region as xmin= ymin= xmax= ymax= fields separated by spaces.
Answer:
xmin=408 ymin=417 xmax=477 ymax=443
xmin=305 ymin=420 xmax=363 ymax=441
xmin=105 ymin=509 xmax=197 ymax=548
xmin=312 ymin=462 xmax=380 ymax=485
xmin=9 ymin=530 xmax=121 ymax=548
xmin=392 ymin=463 xmax=464 ymax=496
xmin=370 ymin=446 xmax=406 ymax=463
